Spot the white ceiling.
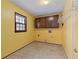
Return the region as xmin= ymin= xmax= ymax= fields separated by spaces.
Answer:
xmin=10 ymin=0 xmax=65 ymax=16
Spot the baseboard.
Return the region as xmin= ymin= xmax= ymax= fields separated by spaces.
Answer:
xmin=2 ymin=40 xmax=35 ymax=59
xmin=34 ymin=40 xmax=62 ymax=46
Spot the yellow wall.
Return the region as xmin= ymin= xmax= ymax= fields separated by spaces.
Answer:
xmin=73 ymin=14 xmax=78 ymax=59
xmin=34 ymin=14 xmax=63 ymax=44
xmin=35 ymin=27 xmax=62 ymax=44
xmin=62 ymin=0 xmax=78 ymax=59
xmin=62 ymin=0 xmax=72 ymax=58
xmin=1 ymin=0 xmax=35 ymax=58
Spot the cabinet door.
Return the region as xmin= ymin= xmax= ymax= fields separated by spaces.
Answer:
xmin=52 ymin=15 xmax=59 ymax=28
xmin=40 ymin=17 xmax=46 ymax=28
xmin=46 ymin=15 xmax=59 ymax=28
xmin=35 ymin=18 xmax=40 ymax=28
xmin=46 ymin=16 xmax=54 ymax=28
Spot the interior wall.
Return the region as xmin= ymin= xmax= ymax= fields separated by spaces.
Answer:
xmin=72 ymin=13 xmax=78 ymax=59
xmin=1 ymin=0 xmax=35 ymax=58
xmin=34 ymin=20 xmax=63 ymax=44
xmin=62 ymin=0 xmax=78 ymax=59
xmin=72 ymin=0 xmax=78 ymax=59
xmin=62 ymin=0 xmax=72 ymax=58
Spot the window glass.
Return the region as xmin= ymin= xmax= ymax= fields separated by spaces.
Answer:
xmin=15 ymin=12 xmax=26 ymax=32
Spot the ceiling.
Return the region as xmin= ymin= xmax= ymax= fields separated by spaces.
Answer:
xmin=10 ymin=0 xmax=65 ymax=17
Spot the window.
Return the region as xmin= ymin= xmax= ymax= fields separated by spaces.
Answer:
xmin=15 ymin=12 xmax=27 ymax=32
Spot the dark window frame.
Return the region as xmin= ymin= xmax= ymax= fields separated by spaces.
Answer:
xmin=15 ymin=12 xmax=27 ymax=32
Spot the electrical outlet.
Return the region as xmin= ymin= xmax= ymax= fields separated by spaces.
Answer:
xmin=62 ymin=23 xmax=64 ymax=26
xmin=48 ymin=30 xmax=52 ymax=33
xmin=38 ymin=34 xmax=40 ymax=37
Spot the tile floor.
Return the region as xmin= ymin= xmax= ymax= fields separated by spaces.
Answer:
xmin=4 ymin=41 xmax=67 ymax=59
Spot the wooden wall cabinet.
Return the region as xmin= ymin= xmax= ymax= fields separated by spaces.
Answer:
xmin=35 ymin=15 xmax=59 ymax=28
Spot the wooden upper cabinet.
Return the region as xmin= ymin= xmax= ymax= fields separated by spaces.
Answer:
xmin=35 ymin=15 xmax=59 ymax=28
